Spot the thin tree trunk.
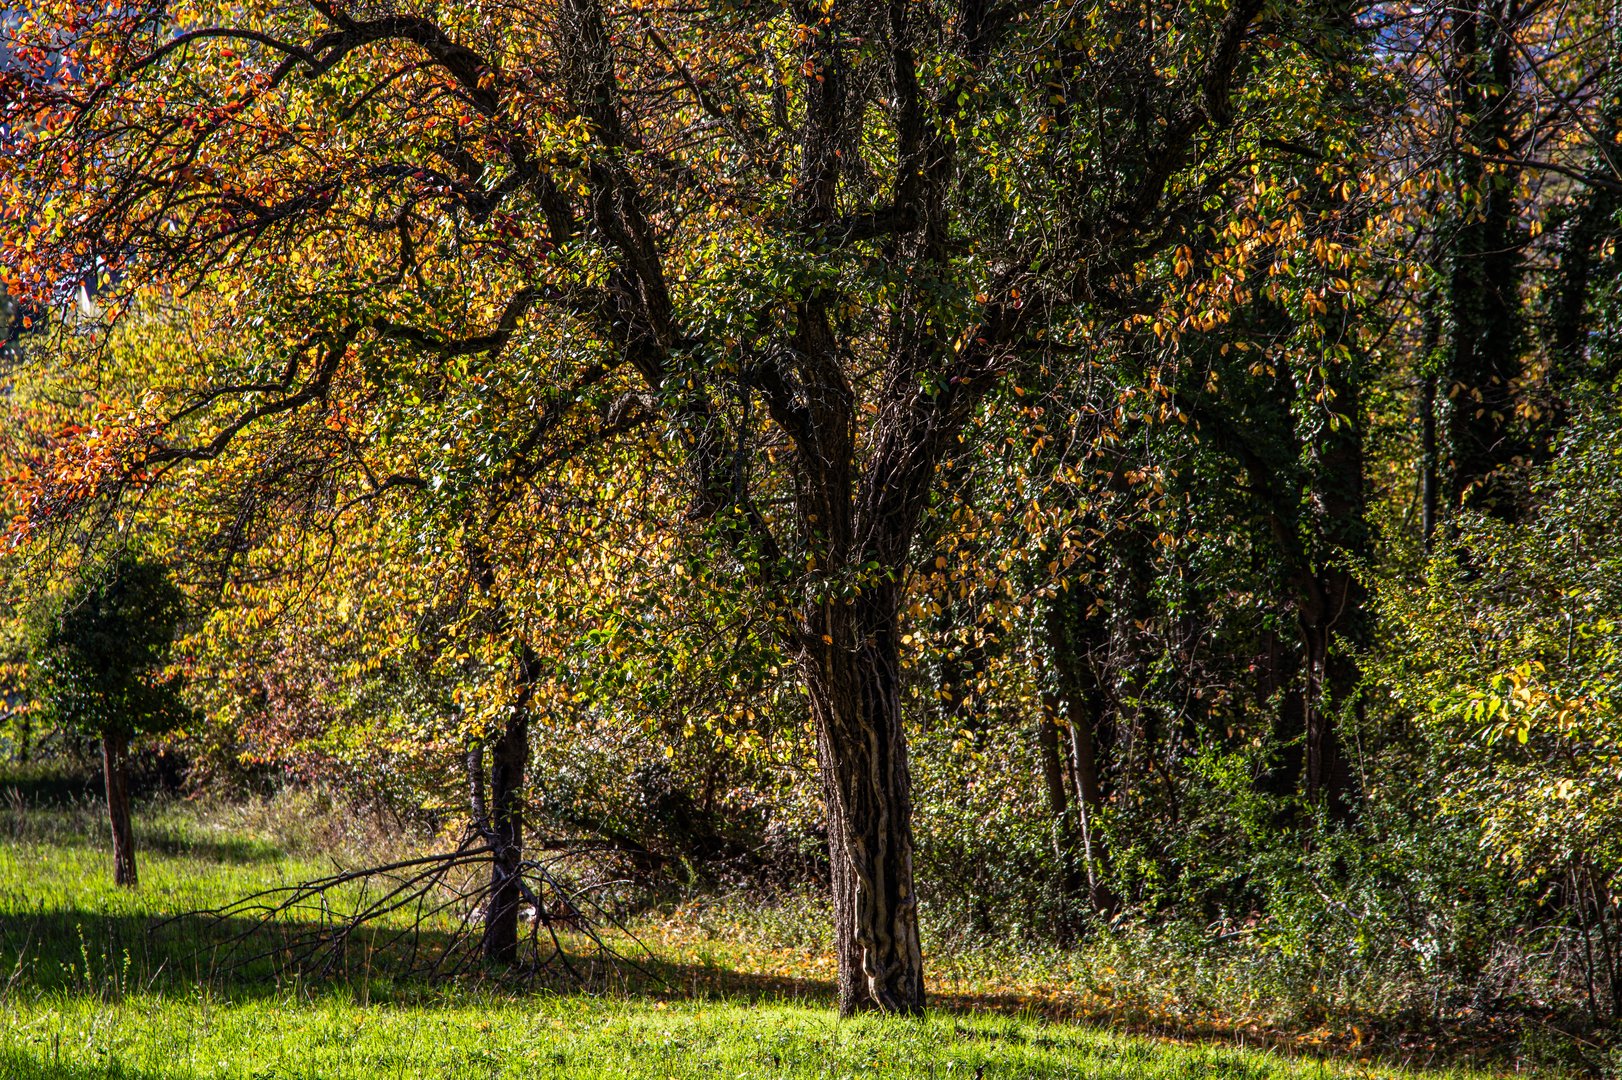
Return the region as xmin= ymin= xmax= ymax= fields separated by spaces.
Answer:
xmin=1296 ymin=576 xmax=1358 ymax=818
xmin=1576 ymin=863 xmax=1601 ymax=1020
xmin=465 ymin=529 xmax=536 ymax=966
xmin=1044 ymin=591 xmax=1118 ymax=915
xmin=1298 ymin=619 xmax=1338 ymax=807
xmin=1301 ymin=302 xmax=1367 ymax=816
xmin=483 ymin=660 xmax=534 ymax=964
xmin=467 ymin=739 xmax=488 ymax=831
xmin=1038 ymin=691 xmax=1086 ymax=940
xmin=1037 ymin=698 xmax=1070 ymax=818
xmin=102 ymin=730 xmax=136 ymax=888
xmin=1420 ymin=372 xmax=1439 ymax=552
xmin=1063 ymin=709 xmax=1117 ymax=916
xmin=1442 ymin=1 xmax=1530 ymax=518
xmin=1586 ymin=863 xmax=1622 ymax=1020
xmin=1544 ymin=86 xmax=1621 ymax=408
xmin=801 ymin=601 xmax=924 ymax=1016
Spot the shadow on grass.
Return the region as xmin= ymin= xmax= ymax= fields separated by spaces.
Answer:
xmin=539 ymin=948 xmax=1569 ymax=1074
xmin=0 ymin=1046 xmax=172 ymax=1080
xmin=622 ymin=954 xmax=1535 ymax=1073
xmin=0 ymin=826 xmax=287 ymax=869
xmin=0 ymin=905 xmax=1561 ymax=1075
xmin=0 ymin=904 xmax=813 ymax=1005
xmin=136 ymin=830 xmax=285 ymax=866
xmin=0 ymin=906 xmax=474 ymax=1001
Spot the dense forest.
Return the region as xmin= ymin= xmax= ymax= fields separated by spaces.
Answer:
xmin=0 ymin=0 xmax=1619 ymax=1061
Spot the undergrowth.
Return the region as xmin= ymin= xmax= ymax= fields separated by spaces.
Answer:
xmin=0 ymin=781 xmax=1597 ymax=1078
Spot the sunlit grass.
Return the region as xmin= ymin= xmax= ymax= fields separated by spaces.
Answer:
xmin=3 ymin=994 xmax=1472 ymax=1080
xmin=0 ymin=790 xmax=1505 ymax=1079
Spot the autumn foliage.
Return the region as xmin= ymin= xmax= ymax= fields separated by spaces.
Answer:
xmin=1 ymin=0 xmax=1620 ymax=1042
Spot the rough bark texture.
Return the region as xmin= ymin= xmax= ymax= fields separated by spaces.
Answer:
xmin=102 ymin=730 xmax=137 ymax=888
xmin=801 ymin=596 xmax=925 ymax=1016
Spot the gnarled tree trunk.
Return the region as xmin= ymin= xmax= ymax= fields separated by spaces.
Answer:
xmin=800 ymin=594 xmax=924 ymax=1016
xmin=102 ymin=729 xmax=136 ymax=888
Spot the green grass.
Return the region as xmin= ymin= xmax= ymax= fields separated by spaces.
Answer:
xmin=1 ymin=995 xmax=1454 ymax=1080
xmin=0 ymin=791 xmax=1509 ymax=1079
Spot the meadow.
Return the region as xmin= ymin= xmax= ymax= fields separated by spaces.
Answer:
xmin=0 ymin=779 xmax=1519 ymax=1080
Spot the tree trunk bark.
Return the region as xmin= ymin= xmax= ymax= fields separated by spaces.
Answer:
xmin=1442 ymin=2 xmax=1530 ymax=519
xmin=1063 ymin=708 xmax=1117 ymax=916
xmin=1545 ymin=90 xmax=1621 ymax=405
xmin=483 ymin=701 xmax=530 ymax=964
xmin=102 ymin=730 xmax=137 ymax=888
xmin=800 ymin=603 xmax=924 ymax=1016
xmin=1298 ymin=618 xmax=1343 ymax=810
xmin=1296 ymin=569 xmax=1360 ymax=818
xmin=1298 ymin=283 xmax=1367 ymax=816
xmin=1038 ymin=692 xmax=1087 ymax=940
xmin=464 ymin=532 xmax=535 ymax=966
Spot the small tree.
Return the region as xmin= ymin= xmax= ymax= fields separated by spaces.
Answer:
xmin=27 ymin=551 xmax=188 ymax=887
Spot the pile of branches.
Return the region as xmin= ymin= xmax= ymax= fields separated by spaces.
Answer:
xmin=165 ymin=835 xmax=656 ymax=986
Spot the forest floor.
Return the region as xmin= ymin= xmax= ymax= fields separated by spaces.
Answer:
xmin=0 ymin=783 xmax=1543 ymax=1079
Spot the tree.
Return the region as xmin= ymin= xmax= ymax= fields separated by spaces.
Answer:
xmin=1 ymin=0 xmax=1358 ymax=1012
xmin=26 ymin=551 xmax=189 ymax=887
xmin=1381 ymin=0 xmax=1622 ymax=527
xmin=1376 ymin=409 xmax=1622 ymax=1018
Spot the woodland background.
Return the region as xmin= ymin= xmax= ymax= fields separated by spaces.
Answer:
xmin=0 ymin=0 xmax=1620 ymax=1067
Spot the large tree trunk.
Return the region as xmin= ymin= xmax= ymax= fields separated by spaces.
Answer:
xmin=800 ymin=599 xmax=924 ymax=1016
xmin=102 ymin=730 xmax=137 ymax=888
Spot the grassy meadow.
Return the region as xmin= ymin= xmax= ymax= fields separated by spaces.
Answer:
xmin=0 ymin=781 xmax=1529 ymax=1079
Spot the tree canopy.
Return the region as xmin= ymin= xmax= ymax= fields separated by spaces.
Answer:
xmin=2 ymin=0 xmax=1621 ymax=1027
